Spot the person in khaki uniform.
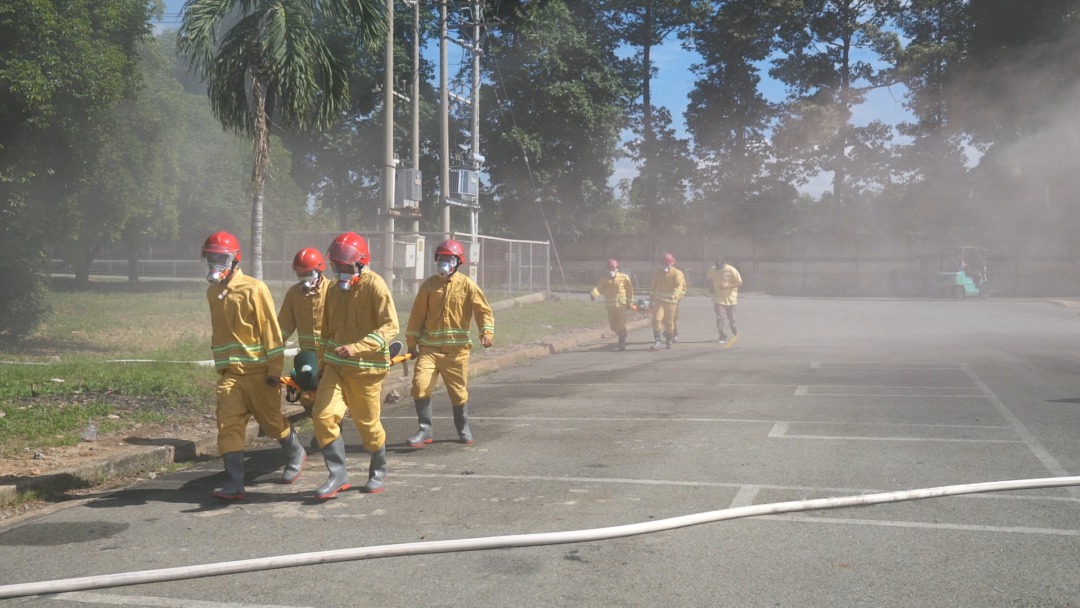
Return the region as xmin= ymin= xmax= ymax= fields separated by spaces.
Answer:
xmin=590 ymin=258 xmax=634 ymax=351
xmin=311 ymin=232 xmax=399 ymax=499
xmin=649 ymin=252 xmax=686 ymax=350
xmin=202 ymin=231 xmax=306 ymax=501
xmin=706 ymin=255 xmax=742 ymax=343
xmin=277 ymin=248 xmax=329 ymax=412
xmin=404 ymin=239 xmax=494 ymax=447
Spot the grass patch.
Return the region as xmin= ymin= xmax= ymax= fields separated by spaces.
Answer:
xmin=0 ymin=278 xmax=607 ymax=454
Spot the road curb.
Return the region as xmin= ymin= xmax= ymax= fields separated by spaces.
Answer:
xmin=1 ymin=298 xmax=647 ymax=507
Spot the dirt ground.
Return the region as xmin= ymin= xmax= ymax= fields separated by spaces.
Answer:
xmin=0 ymin=394 xmax=218 ymax=482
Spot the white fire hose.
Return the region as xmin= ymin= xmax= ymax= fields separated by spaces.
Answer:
xmin=0 ymin=475 xmax=1077 ymax=599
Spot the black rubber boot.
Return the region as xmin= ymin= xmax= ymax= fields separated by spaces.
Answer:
xmin=453 ymin=403 xmax=474 ymax=444
xmin=650 ymin=330 xmax=662 ymax=351
xmin=211 ymin=452 xmax=246 ymax=501
xmin=617 ymin=332 xmax=626 ymax=351
xmin=360 ymin=446 xmax=388 ymax=493
xmin=314 ymin=437 xmax=351 ymax=499
xmin=406 ymin=398 xmax=433 ymax=447
xmin=278 ymin=428 xmax=306 ymax=484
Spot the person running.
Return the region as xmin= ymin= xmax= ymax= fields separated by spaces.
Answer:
xmin=310 ymin=232 xmax=399 ymax=498
xmin=706 ymin=255 xmax=742 ymax=343
xmin=590 ymin=258 xmax=634 ymax=350
xmin=201 ymin=231 xmax=305 ymax=501
xmin=404 ymin=239 xmax=494 ymax=446
xmin=649 ymin=252 xmax=686 ymax=351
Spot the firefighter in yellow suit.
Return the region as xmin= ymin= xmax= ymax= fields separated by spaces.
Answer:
xmin=590 ymin=258 xmax=634 ymax=351
xmin=311 ymin=232 xmax=399 ymax=499
xmin=277 ymin=248 xmax=329 ymax=412
xmin=308 ymin=233 xmax=397 ymax=498
xmin=202 ymin=231 xmax=306 ymax=501
xmin=405 ymin=239 xmax=494 ymax=447
xmin=706 ymin=255 xmax=742 ymax=343
xmin=649 ymin=252 xmax=686 ymax=350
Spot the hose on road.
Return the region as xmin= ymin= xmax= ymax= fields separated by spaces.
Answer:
xmin=0 ymin=475 xmax=1077 ymax=599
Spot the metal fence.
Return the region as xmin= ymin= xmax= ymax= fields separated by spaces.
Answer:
xmin=55 ymin=232 xmax=551 ymax=296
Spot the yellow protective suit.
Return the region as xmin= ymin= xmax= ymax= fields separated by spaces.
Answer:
xmin=206 ymin=268 xmax=288 ymax=454
xmin=649 ymin=266 xmax=686 ymax=339
xmin=406 ymin=271 xmax=494 ymax=405
xmin=707 ymin=263 xmax=743 ymax=338
xmin=312 ymin=270 xmax=399 ymax=452
xmin=277 ymin=277 xmax=329 ymax=409
xmin=591 ymin=271 xmax=634 ymax=338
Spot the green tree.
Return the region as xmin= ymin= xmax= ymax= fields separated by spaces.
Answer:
xmin=283 ymin=4 xmax=439 ymax=232
xmin=768 ymin=0 xmax=903 ymax=205
xmin=0 ymin=0 xmax=156 ymax=335
xmin=62 ymin=34 xmax=186 ymax=284
xmin=481 ymin=0 xmax=636 ymax=239
xmin=683 ymin=0 xmax=780 ymax=235
xmin=608 ymin=0 xmax=701 ymax=233
xmin=954 ymin=0 xmax=1080 ymax=251
xmin=889 ymin=0 xmax=972 ymax=241
xmin=620 ymin=106 xmax=695 ymax=235
xmin=177 ymin=0 xmax=386 ymax=278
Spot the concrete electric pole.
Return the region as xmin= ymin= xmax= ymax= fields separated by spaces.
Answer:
xmin=382 ymin=0 xmax=396 ymax=287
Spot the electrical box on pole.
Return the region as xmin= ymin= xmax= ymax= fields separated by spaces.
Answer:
xmin=449 ymin=169 xmax=479 ymax=203
xmin=395 ymin=168 xmax=422 ymax=209
xmin=394 ymin=234 xmax=426 ymax=281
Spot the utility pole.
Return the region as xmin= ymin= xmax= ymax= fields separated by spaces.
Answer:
xmin=440 ymin=0 xmax=451 ymax=240
xmin=410 ymin=0 xmax=421 ymax=239
xmin=469 ymin=0 xmax=482 ymax=238
xmin=383 ymin=0 xmax=396 ymax=287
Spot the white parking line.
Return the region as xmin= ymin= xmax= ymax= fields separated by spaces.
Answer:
xmin=55 ymin=591 xmax=313 ymax=607
xmin=766 ymin=422 xmax=1021 ymax=443
xmin=962 ymin=364 xmax=1075 ymax=482
xmin=390 ymin=473 xmax=1078 ymax=503
xmin=382 ymin=415 xmax=1011 ymax=430
xmin=761 ymin=514 xmax=1080 ymax=537
xmin=810 ymin=361 xmax=965 ymax=370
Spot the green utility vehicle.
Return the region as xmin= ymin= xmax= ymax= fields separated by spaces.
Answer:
xmin=934 ymin=246 xmax=990 ymax=299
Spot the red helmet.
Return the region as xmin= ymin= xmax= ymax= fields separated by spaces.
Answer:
xmin=328 ymin=232 xmax=370 ymax=266
xmin=607 ymin=258 xmax=619 ymax=270
xmin=292 ymin=248 xmax=326 ymax=273
xmin=662 ymin=252 xmax=676 ymax=265
xmin=435 ymin=239 xmax=466 ymax=265
xmin=202 ymin=231 xmax=241 ymax=263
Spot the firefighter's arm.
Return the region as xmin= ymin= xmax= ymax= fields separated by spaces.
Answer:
xmin=404 ymin=282 xmax=428 ymax=351
xmin=277 ymin=289 xmax=297 ymax=343
xmin=472 ymin=283 xmax=495 ymax=348
xmin=257 ymin=284 xmax=285 ymax=379
xmin=316 ymin=294 xmax=333 ymax=371
xmin=625 ymin=276 xmax=634 ymax=306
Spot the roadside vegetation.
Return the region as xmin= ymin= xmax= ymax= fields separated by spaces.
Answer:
xmin=0 ymin=279 xmax=607 ymax=458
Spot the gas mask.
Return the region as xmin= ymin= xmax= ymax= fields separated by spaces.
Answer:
xmin=436 ymin=255 xmax=458 ymax=278
xmin=297 ymin=271 xmax=321 ymax=293
xmin=206 ymin=253 xmax=234 ymax=284
xmin=609 ymin=270 xmax=617 ymax=278
xmin=333 ymin=263 xmax=362 ymax=291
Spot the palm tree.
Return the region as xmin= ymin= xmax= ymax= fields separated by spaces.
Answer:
xmin=177 ymin=0 xmax=386 ymax=278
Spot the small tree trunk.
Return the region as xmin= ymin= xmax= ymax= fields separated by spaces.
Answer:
xmin=249 ymin=74 xmax=271 ymax=280
xmin=127 ymin=241 xmax=140 ymax=283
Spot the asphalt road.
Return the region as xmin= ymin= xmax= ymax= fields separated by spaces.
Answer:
xmin=2 ymin=296 xmax=1079 ymax=607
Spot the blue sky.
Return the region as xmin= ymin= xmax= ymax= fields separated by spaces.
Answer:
xmin=156 ymin=1 xmax=913 ymax=197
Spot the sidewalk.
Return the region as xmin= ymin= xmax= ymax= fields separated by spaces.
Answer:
xmin=0 ymin=297 xmax=650 ymax=507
